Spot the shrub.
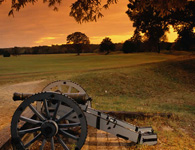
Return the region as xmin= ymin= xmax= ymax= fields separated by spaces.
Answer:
xmin=122 ymin=40 xmax=137 ymax=53
xmin=3 ymin=51 xmax=10 ymax=57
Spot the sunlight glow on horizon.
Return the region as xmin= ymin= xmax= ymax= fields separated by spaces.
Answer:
xmin=166 ymin=26 xmax=178 ymax=42
xmin=35 ymin=37 xmax=57 ymax=44
xmin=33 ymin=32 xmax=134 ymax=46
xmin=90 ymin=32 xmax=134 ymax=44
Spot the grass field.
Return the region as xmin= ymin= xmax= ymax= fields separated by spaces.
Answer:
xmin=0 ymin=52 xmax=194 ymax=149
xmin=0 ymin=52 xmax=182 ymax=84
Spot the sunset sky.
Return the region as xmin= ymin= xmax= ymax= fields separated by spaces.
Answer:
xmin=0 ymin=0 xmax=178 ymax=48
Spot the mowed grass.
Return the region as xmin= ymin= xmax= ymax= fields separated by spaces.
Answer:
xmin=0 ymin=52 xmax=179 ymax=84
xmin=0 ymin=52 xmax=194 ymax=149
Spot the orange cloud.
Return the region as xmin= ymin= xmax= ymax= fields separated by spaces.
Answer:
xmin=35 ymin=37 xmax=56 ymax=44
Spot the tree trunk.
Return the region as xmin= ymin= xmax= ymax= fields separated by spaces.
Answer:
xmin=157 ymin=42 xmax=160 ymax=53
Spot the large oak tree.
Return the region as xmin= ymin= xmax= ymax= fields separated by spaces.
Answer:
xmin=67 ymin=32 xmax=90 ymax=55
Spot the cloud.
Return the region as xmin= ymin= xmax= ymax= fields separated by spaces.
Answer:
xmin=35 ymin=37 xmax=57 ymax=44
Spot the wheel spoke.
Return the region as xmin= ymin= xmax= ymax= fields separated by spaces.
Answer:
xmin=58 ymin=122 xmax=81 ymax=128
xmin=57 ymin=135 xmax=70 ymax=150
xmin=20 ymin=116 xmax=43 ymax=125
xmin=19 ymin=126 xmax=41 ymax=135
xmin=52 ymin=101 xmax=60 ymax=120
xmin=40 ymin=139 xmax=46 ymax=150
xmin=29 ymin=104 xmax=46 ymax=121
xmin=51 ymin=137 xmax=55 ymax=150
xmin=68 ymin=86 xmax=72 ymax=93
xmin=43 ymin=99 xmax=51 ymax=119
xmin=57 ymin=109 xmax=74 ymax=123
xmin=24 ymin=133 xmax=41 ymax=148
xmin=59 ymin=129 xmax=79 ymax=141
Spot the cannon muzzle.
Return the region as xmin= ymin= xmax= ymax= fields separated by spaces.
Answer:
xmin=13 ymin=92 xmax=33 ymax=101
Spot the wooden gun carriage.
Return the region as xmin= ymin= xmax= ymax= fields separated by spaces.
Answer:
xmin=11 ymin=80 xmax=157 ymax=150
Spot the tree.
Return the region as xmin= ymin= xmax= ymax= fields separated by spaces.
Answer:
xmin=99 ymin=37 xmax=115 ymax=54
xmin=122 ymin=40 xmax=136 ymax=53
xmin=3 ymin=50 xmax=10 ymax=57
xmin=175 ymin=27 xmax=195 ymax=50
xmin=169 ymin=1 xmax=195 ymax=28
xmin=169 ymin=1 xmax=195 ymax=50
xmin=0 ymin=0 xmax=190 ymax=23
xmin=127 ymin=0 xmax=190 ymax=17
xmin=126 ymin=0 xmax=169 ymax=53
xmin=122 ymin=29 xmax=142 ymax=53
xmin=67 ymin=32 xmax=90 ymax=55
xmin=12 ymin=47 xmax=20 ymax=56
xmin=1 ymin=0 xmax=118 ymax=23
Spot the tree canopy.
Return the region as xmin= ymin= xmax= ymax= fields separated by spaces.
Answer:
xmin=126 ymin=0 xmax=195 ymax=52
xmin=1 ymin=0 xmax=118 ymax=23
xmin=127 ymin=0 xmax=169 ymax=52
xmin=127 ymin=0 xmax=190 ymax=17
xmin=0 ymin=0 xmax=192 ymax=23
xmin=99 ymin=37 xmax=115 ymax=54
xmin=67 ymin=32 xmax=90 ymax=55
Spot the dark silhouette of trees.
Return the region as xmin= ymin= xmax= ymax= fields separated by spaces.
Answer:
xmin=1 ymin=0 xmax=190 ymax=23
xmin=67 ymin=32 xmax=90 ymax=55
xmin=174 ymin=27 xmax=195 ymax=51
xmin=169 ymin=1 xmax=194 ymax=29
xmin=169 ymin=1 xmax=195 ymax=51
xmin=3 ymin=51 xmax=10 ymax=57
xmin=99 ymin=37 xmax=115 ymax=54
xmin=122 ymin=29 xmax=142 ymax=53
xmin=1 ymin=0 xmax=118 ymax=23
xmin=122 ymin=40 xmax=136 ymax=53
xmin=126 ymin=0 xmax=169 ymax=53
xmin=12 ymin=47 xmax=20 ymax=56
xmin=126 ymin=0 xmax=195 ymax=52
xmin=128 ymin=0 xmax=189 ymax=18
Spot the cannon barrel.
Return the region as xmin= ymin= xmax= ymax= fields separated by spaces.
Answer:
xmin=13 ymin=92 xmax=91 ymax=104
xmin=13 ymin=92 xmax=32 ymax=101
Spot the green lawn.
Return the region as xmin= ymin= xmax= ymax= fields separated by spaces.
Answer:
xmin=0 ymin=52 xmax=180 ymax=84
xmin=0 ymin=52 xmax=194 ymax=149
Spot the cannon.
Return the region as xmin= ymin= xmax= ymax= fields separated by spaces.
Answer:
xmin=11 ymin=80 xmax=157 ymax=150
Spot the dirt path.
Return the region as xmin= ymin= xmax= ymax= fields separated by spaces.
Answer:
xmin=82 ymin=126 xmax=131 ymax=150
xmin=0 ymin=80 xmax=45 ymax=130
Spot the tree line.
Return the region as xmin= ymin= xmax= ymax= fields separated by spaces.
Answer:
xmin=0 ymin=35 xmax=183 ymax=57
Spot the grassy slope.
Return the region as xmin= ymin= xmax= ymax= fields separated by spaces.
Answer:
xmin=71 ymin=59 xmax=195 ymax=150
xmin=0 ymin=52 xmax=194 ymax=149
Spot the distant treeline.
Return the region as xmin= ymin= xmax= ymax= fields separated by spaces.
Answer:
xmin=0 ymin=42 xmax=194 ymax=56
xmin=0 ymin=44 xmax=121 ymax=55
xmin=0 ymin=44 xmax=99 ymax=55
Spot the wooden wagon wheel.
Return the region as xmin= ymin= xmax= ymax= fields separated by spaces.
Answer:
xmin=11 ymin=92 xmax=87 ymax=150
xmin=41 ymin=80 xmax=91 ymax=107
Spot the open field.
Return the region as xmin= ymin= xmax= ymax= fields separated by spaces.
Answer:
xmin=0 ymin=52 xmax=189 ymax=84
xmin=0 ymin=52 xmax=194 ymax=149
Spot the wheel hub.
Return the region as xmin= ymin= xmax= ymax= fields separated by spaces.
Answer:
xmin=41 ymin=120 xmax=58 ymax=138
